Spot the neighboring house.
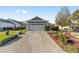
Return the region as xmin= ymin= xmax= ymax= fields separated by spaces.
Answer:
xmin=71 ymin=17 xmax=79 ymax=31
xmin=0 ymin=18 xmax=26 ymax=31
xmin=19 ymin=21 xmax=26 ymax=28
xmin=0 ymin=18 xmax=14 ymax=30
xmin=7 ymin=19 xmax=22 ymax=29
xmin=26 ymin=16 xmax=49 ymax=31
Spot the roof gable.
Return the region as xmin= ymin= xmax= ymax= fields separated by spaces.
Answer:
xmin=27 ymin=16 xmax=48 ymax=23
xmin=30 ymin=16 xmax=43 ymax=20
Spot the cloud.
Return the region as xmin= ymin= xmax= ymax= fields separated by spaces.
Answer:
xmin=16 ymin=10 xmax=20 ymax=13
xmin=16 ymin=9 xmax=28 ymax=14
xmin=22 ymin=10 xmax=28 ymax=14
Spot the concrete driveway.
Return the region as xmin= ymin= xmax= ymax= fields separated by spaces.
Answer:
xmin=0 ymin=31 xmax=64 ymax=53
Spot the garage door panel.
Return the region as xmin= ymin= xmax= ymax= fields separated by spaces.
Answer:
xmin=29 ymin=24 xmax=44 ymax=31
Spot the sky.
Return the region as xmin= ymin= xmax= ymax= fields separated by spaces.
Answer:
xmin=0 ymin=6 xmax=79 ymax=24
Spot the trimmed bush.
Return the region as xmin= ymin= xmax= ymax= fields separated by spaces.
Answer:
xmin=51 ymin=25 xmax=59 ymax=31
xmin=44 ymin=25 xmax=50 ymax=31
xmin=14 ymin=27 xmax=26 ymax=30
xmin=67 ymin=40 xmax=74 ymax=44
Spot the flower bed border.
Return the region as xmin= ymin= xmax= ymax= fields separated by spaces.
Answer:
xmin=48 ymin=31 xmax=79 ymax=53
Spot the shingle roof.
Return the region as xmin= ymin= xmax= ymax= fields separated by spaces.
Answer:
xmin=7 ymin=19 xmax=22 ymax=25
xmin=0 ymin=18 xmax=14 ymax=24
xmin=30 ymin=16 xmax=43 ymax=20
xmin=27 ymin=16 xmax=48 ymax=23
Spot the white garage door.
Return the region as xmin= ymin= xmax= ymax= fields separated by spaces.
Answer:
xmin=29 ymin=24 xmax=44 ymax=31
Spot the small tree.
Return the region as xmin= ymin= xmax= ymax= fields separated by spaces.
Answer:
xmin=55 ymin=6 xmax=71 ymax=29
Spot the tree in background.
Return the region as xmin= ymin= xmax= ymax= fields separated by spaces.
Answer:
xmin=70 ymin=9 xmax=79 ymax=20
xmin=55 ymin=6 xmax=71 ymax=29
xmin=70 ymin=9 xmax=79 ymax=31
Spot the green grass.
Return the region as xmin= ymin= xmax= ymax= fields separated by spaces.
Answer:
xmin=0 ymin=29 xmax=26 ymax=46
xmin=0 ymin=31 xmax=17 ymax=46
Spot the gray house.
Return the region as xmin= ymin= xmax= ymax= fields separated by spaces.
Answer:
xmin=7 ymin=19 xmax=23 ymax=29
xmin=0 ymin=18 xmax=26 ymax=31
xmin=26 ymin=16 xmax=48 ymax=31
xmin=0 ymin=18 xmax=14 ymax=30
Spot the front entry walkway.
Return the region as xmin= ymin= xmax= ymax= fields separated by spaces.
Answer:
xmin=0 ymin=31 xmax=64 ymax=53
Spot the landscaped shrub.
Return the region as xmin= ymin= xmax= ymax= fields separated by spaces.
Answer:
xmin=67 ymin=40 xmax=74 ymax=44
xmin=14 ymin=27 xmax=26 ymax=30
xmin=19 ymin=29 xmax=26 ymax=34
xmin=11 ymin=28 xmax=26 ymax=35
xmin=51 ymin=25 xmax=59 ymax=31
xmin=58 ymin=32 xmax=67 ymax=45
xmin=6 ymin=30 xmax=10 ymax=35
xmin=44 ymin=25 xmax=50 ymax=31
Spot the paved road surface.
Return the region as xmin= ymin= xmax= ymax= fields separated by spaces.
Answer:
xmin=0 ymin=31 xmax=65 ymax=53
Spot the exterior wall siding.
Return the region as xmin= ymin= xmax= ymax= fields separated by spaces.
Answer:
xmin=0 ymin=21 xmax=14 ymax=30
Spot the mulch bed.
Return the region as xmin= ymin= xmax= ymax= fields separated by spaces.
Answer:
xmin=48 ymin=32 xmax=64 ymax=49
xmin=64 ymin=32 xmax=79 ymax=48
xmin=48 ymin=32 xmax=79 ymax=49
xmin=48 ymin=32 xmax=59 ymax=42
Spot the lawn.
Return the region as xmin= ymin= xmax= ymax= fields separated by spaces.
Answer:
xmin=48 ymin=31 xmax=79 ymax=53
xmin=0 ymin=29 xmax=26 ymax=46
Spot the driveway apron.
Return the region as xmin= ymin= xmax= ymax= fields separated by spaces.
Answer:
xmin=0 ymin=31 xmax=64 ymax=53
